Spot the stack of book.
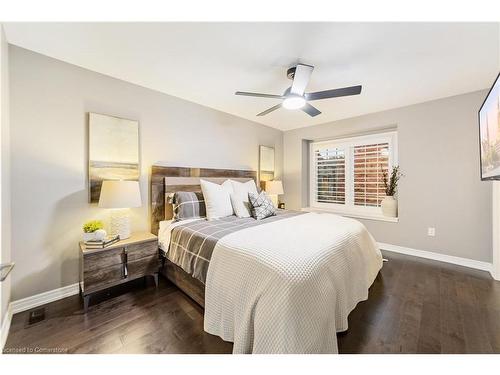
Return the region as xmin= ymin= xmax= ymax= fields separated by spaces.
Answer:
xmin=84 ymin=235 xmax=120 ymax=249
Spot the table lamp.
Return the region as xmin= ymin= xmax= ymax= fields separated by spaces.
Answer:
xmin=98 ymin=180 xmax=142 ymax=239
xmin=264 ymin=180 xmax=284 ymax=208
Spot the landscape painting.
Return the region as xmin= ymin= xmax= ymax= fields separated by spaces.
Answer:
xmin=88 ymin=113 xmax=140 ymax=202
xmin=259 ymin=145 xmax=275 ymax=183
xmin=479 ymin=74 xmax=500 ymax=180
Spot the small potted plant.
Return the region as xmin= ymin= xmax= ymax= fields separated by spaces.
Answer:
xmin=381 ymin=166 xmax=403 ymax=217
xmin=82 ymin=220 xmax=104 ymax=241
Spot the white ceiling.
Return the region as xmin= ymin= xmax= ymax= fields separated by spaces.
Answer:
xmin=4 ymin=22 xmax=499 ymax=131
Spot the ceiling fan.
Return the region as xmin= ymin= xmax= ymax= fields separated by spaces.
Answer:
xmin=235 ymin=63 xmax=362 ymax=117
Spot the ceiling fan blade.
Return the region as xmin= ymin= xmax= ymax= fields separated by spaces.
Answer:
xmin=235 ymin=91 xmax=284 ymax=99
xmin=257 ymin=104 xmax=282 ymax=116
xmin=302 ymin=103 xmax=321 ymax=117
xmin=290 ymin=64 xmax=314 ymax=95
xmin=305 ymin=85 xmax=362 ymax=101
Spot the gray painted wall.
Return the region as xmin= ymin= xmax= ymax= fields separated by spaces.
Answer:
xmin=0 ymin=26 xmax=11 ymax=330
xmin=283 ymin=90 xmax=492 ymax=262
xmin=9 ymin=46 xmax=283 ymax=300
xmin=7 ymin=43 xmax=496 ymax=301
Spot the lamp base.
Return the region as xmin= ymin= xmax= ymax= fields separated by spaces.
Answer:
xmin=109 ymin=209 xmax=131 ymax=239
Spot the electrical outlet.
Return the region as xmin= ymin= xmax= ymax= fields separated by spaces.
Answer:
xmin=427 ymin=227 xmax=435 ymax=237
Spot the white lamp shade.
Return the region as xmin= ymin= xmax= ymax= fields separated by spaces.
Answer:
xmin=264 ymin=180 xmax=284 ymax=195
xmin=98 ymin=180 xmax=142 ymax=208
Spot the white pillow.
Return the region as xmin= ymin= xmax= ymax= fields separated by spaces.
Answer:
xmin=230 ymin=192 xmax=252 ymax=218
xmin=200 ymin=179 xmax=234 ymax=220
xmin=228 ymin=179 xmax=258 ymax=218
xmin=230 ymin=179 xmax=258 ymax=196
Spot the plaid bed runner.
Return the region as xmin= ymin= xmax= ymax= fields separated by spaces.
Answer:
xmin=167 ymin=210 xmax=305 ymax=284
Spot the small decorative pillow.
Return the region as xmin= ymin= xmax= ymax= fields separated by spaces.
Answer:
xmin=171 ymin=191 xmax=206 ymax=222
xmin=248 ymin=191 xmax=276 ymax=220
xmin=228 ymin=180 xmax=258 ymax=218
xmin=200 ymin=179 xmax=234 ymax=220
xmin=230 ymin=192 xmax=252 ymax=218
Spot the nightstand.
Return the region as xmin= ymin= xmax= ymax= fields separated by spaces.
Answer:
xmin=79 ymin=231 xmax=159 ymax=312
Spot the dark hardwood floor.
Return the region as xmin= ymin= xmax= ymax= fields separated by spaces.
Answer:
xmin=4 ymin=251 xmax=500 ymax=354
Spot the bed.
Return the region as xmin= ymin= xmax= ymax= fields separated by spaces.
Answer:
xmin=151 ymin=165 xmax=383 ymax=354
xmin=151 ymin=166 xmax=259 ymax=307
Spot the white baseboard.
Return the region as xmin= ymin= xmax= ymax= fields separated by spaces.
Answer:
xmin=378 ymin=242 xmax=493 ymax=274
xmin=1 ymin=303 xmax=13 ymax=351
xmin=10 ymin=283 xmax=80 ymax=315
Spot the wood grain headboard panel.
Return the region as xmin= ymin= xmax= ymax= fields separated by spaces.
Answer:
xmin=150 ymin=166 xmax=257 ymax=235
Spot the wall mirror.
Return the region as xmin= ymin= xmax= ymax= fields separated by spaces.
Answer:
xmin=88 ymin=112 xmax=140 ymax=203
xmin=259 ymin=145 xmax=275 ymax=183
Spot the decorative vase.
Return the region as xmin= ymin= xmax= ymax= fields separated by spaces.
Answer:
xmin=381 ymin=196 xmax=398 ymax=217
xmin=82 ymin=232 xmax=96 ymax=242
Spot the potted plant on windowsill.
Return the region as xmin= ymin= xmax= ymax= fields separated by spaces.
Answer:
xmin=381 ymin=166 xmax=403 ymax=218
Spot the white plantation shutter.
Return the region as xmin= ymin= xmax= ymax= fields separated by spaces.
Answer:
xmin=310 ymin=132 xmax=397 ymax=217
xmin=353 ymin=143 xmax=389 ymax=207
xmin=313 ymin=147 xmax=346 ymax=204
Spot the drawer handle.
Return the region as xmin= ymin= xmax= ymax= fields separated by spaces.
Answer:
xmin=122 ymin=248 xmax=128 ymax=279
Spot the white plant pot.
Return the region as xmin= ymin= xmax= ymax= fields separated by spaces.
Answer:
xmin=381 ymin=196 xmax=398 ymax=217
xmin=82 ymin=232 xmax=97 ymax=242
xmin=94 ymin=229 xmax=107 ymax=241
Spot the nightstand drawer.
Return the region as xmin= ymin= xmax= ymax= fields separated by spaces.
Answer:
xmin=83 ymin=255 xmax=159 ymax=293
xmin=83 ymin=247 xmax=125 ymax=272
xmin=84 ymin=263 xmax=124 ymax=292
xmin=128 ymin=255 xmax=159 ymax=278
xmin=126 ymin=241 xmax=158 ymax=262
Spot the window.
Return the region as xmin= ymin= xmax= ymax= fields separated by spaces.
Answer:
xmin=310 ymin=131 xmax=397 ymax=219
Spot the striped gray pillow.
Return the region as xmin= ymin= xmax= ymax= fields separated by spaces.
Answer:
xmin=171 ymin=191 xmax=206 ymax=222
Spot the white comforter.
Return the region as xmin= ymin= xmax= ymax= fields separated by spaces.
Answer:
xmin=203 ymin=212 xmax=382 ymax=354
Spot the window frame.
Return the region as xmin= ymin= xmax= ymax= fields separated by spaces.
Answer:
xmin=309 ymin=131 xmax=398 ymax=219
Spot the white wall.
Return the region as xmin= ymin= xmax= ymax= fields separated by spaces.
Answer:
xmin=9 ymin=46 xmax=283 ymax=300
xmin=0 ymin=25 xmax=12 ymax=334
xmin=284 ymin=91 xmax=492 ymax=263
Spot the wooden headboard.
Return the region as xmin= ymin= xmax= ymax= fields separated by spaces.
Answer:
xmin=150 ymin=165 xmax=257 ymax=235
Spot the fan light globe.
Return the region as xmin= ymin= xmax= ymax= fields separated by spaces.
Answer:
xmin=283 ymin=96 xmax=306 ymax=110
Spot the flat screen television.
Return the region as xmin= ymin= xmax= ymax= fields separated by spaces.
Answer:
xmin=479 ymin=72 xmax=500 ymax=180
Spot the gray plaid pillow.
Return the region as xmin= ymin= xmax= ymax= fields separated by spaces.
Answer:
xmin=171 ymin=191 xmax=206 ymax=222
xmin=248 ymin=191 xmax=276 ymax=220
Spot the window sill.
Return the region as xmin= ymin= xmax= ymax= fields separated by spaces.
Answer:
xmin=301 ymin=207 xmax=399 ymax=223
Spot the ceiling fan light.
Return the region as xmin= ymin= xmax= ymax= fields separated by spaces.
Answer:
xmin=283 ymin=96 xmax=306 ymax=110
